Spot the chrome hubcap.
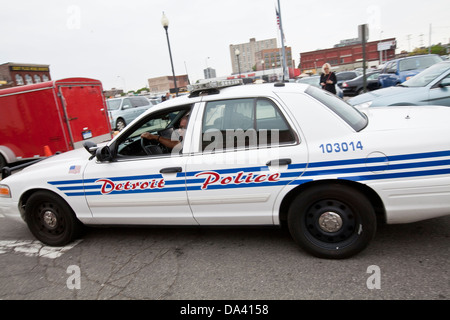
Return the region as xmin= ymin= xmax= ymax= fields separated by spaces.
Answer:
xmin=318 ymin=212 xmax=343 ymax=233
xmin=43 ymin=210 xmax=57 ymax=229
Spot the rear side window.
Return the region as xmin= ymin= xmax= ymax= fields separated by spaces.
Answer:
xmin=130 ymin=97 xmax=150 ymax=107
xmin=306 ymin=86 xmax=367 ymax=131
xmin=202 ymin=98 xmax=296 ymax=151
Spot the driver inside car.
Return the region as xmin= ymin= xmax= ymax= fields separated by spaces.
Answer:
xmin=140 ymin=113 xmax=189 ymax=152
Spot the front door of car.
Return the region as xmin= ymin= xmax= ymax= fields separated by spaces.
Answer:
xmin=82 ymin=105 xmax=197 ymax=225
xmin=120 ymin=98 xmax=135 ymax=125
xmin=185 ymin=97 xmax=308 ymax=225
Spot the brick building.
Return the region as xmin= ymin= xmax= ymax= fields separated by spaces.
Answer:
xmin=230 ymin=38 xmax=278 ymax=74
xmin=147 ymin=75 xmax=190 ymax=95
xmin=255 ymin=47 xmax=294 ymax=71
xmin=0 ymin=62 xmax=51 ymax=89
xmin=299 ymin=38 xmax=396 ymax=74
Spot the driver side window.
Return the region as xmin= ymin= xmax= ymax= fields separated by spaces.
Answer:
xmin=115 ymin=105 xmax=192 ymax=158
xmin=122 ymin=98 xmax=132 ymax=109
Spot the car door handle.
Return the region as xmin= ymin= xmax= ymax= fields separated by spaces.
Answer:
xmin=266 ymin=158 xmax=292 ymax=166
xmin=160 ymin=167 xmax=182 ymax=174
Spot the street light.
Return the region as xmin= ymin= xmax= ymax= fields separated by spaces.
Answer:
xmin=161 ymin=12 xmax=178 ymax=97
xmin=235 ymin=49 xmax=241 ymax=79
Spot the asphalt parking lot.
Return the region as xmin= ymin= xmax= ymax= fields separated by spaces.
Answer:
xmin=0 ymin=213 xmax=448 ymax=302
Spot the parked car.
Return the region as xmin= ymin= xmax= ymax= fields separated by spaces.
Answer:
xmin=348 ymin=61 xmax=450 ymax=108
xmin=378 ymin=54 xmax=443 ymax=88
xmin=336 ymin=71 xmax=361 ymax=86
xmin=106 ymin=96 xmax=153 ymax=131
xmin=148 ymin=97 xmax=161 ymax=106
xmin=296 ymin=75 xmax=344 ymax=98
xmin=2 ymin=80 xmax=450 ymax=259
xmin=341 ymin=71 xmax=381 ymax=96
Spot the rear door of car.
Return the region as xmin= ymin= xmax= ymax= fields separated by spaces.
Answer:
xmin=185 ymin=95 xmax=308 ymax=225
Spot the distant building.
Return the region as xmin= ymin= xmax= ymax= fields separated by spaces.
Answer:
xmin=230 ymin=38 xmax=277 ymax=74
xmin=148 ymin=75 xmax=190 ymax=95
xmin=104 ymin=88 xmax=124 ymax=98
xmin=300 ymin=38 xmax=397 ymax=74
xmin=204 ymin=67 xmax=216 ymax=79
xmin=255 ymin=47 xmax=294 ymax=71
xmin=0 ymin=62 xmax=51 ymax=89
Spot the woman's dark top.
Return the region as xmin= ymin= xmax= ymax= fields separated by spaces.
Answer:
xmin=320 ymin=72 xmax=337 ymax=94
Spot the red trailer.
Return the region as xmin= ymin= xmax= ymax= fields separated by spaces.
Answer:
xmin=0 ymin=77 xmax=112 ymax=169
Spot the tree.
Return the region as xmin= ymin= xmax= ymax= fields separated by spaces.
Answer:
xmin=409 ymin=43 xmax=446 ymax=56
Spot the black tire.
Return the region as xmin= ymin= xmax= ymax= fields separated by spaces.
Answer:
xmin=0 ymin=154 xmax=6 ymax=171
xmin=25 ymin=191 xmax=83 ymax=246
xmin=288 ymin=184 xmax=376 ymax=259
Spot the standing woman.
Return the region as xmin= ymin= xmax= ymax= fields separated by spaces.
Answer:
xmin=320 ymin=63 xmax=337 ymax=94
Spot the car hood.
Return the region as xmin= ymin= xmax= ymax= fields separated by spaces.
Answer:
xmin=362 ymin=105 xmax=450 ymax=132
xmin=348 ymin=86 xmax=419 ymax=105
xmin=3 ymin=147 xmax=91 ymax=184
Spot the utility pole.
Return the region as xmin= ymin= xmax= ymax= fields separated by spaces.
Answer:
xmin=277 ymin=0 xmax=288 ymax=81
xmin=359 ymin=24 xmax=368 ymax=93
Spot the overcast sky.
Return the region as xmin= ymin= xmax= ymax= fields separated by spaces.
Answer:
xmin=1 ymin=0 xmax=449 ymax=91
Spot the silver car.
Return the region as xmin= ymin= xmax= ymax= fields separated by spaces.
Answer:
xmin=107 ymin=96 xmax=153 ymax=131
xmin=348 ymin=61 xmax=450 ymax=108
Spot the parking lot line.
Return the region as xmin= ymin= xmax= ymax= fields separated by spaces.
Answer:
xmin=0 ymin=239 xmax=82 ymax=259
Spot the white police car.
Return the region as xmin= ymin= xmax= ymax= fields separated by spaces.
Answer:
xmin=1 ymin=80 xmax=450 ymax=259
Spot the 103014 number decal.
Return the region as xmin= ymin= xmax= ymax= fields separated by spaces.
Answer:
xmin=320 ymin=141 xmax=363 ymax=153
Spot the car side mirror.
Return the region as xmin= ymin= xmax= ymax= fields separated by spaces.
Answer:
xmin=95 ymin=146 xmax=113 ymax=162
xmin=83 ymin=141 xmax=99 ymax=160
xmin=83 ymin=141 xmax=97 ymax=155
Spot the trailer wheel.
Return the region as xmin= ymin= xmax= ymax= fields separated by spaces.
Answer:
xmin=288 ymin=184 xmax=376 ymax=259
xmin=25 ymin=191 xmax=83 ymax=246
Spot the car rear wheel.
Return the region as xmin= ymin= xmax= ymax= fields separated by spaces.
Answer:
xmin=116 ymin=118 xmax=126 ymax=131
xmin=25 ymin=191 xmax=83 ymax=246
xmin=288 ymin=184 xmax=376 ymax=259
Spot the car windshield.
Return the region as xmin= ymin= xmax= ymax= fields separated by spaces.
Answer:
xmin=106 ymin=99 xmax=121 ymax=110
xmin=305 ymin=86 xmax=368 ymax=131
xmin=402 ymin=62 xmax=450 ymax=87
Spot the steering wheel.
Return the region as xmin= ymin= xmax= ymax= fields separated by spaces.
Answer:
xmin=140 ymin=133 xmax=169 ymax=155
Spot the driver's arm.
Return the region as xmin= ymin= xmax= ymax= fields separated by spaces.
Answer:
xmin=141 ymin=132 xmax=180 ymax=149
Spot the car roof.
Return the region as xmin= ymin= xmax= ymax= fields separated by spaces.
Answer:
xmin=388 ymin=53 xmax=440 ymax=63
xmin=194 ymin=82 xmax=309 ymax=99
xmin=142 ymin=82 xmax=310 ymax=113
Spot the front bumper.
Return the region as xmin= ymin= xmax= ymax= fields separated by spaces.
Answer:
xmin=0 ymin=198 xmax=23 ymax=222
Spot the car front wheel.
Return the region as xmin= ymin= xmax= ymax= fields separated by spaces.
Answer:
xmin=25 ymin=191 xmax=83 ymax=246
xmin=288 ymin=184 xmax=376 ymax=259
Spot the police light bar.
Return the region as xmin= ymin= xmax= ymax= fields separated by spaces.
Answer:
xmin=188 ymin=79 xmax=243 ymax=97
